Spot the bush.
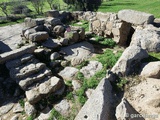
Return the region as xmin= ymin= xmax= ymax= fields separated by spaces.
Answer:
xmin=11 ymin=5 xmax=31 ymax=14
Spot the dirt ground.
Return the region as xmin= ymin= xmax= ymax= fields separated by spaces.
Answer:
xmin=0 ymin=23 xmax=24 ymax=53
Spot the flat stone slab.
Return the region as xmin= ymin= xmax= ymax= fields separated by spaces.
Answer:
xmin=118 ymin=9 xmax=154 ymax=25
xmin=0 ymin=23 xmax=24 ymax=53
xmin=61 ymin=41 xmax=94 ymax=66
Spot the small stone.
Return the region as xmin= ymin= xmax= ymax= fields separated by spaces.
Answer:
xmin=50 ymin=52 xmax=60 ymax=61
xmin=25 ymin=102 xmax=37 ymax=116
xmin=85 ymin=89 xmax=94 ymax=98
xmin=37 ymin=107 xmax=51 ymax=120
xmin=72 ymin=80 xmax=81 ymax=91
xmin=0 ymin=102 xmax=14 ymax=116
xmin=13 ymin=103 xmax=24 ymax=113
xmin=10 ymin=115 xmax=19 ymax=120
xmin=54 ymin=99 xmax=70 ymax=116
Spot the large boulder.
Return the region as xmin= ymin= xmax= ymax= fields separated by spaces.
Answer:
xmin=64 ymin=31 xmax=79 ymax=44
xmin=53 ymin=25 xmax=65 ymax=36
xmin=118 ymin=9 xmax=154 ymax=25
xmin=75 ymin=78 xmax=115 ymax=120
xmin=130 ymin=25 xmax=160 ymax=52
xmin=125 ymin=78 xmax=160 ymax=120
xmin=140 ymin=61 xmax=160 ymax=79
xmin=111 ymin=45 xmax=148 ymax=76
xmin=29 ymin=32 xmax=49 ymax=42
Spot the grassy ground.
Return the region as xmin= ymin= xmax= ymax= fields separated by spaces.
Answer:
xmin=99 ymin=0 xmax=160 ymax=18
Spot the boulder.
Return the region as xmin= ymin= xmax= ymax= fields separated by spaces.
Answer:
xmin=45 ymin=17 xmax=62 ymax=27
xmin=72 ymin=80 xmax=81 ymax=91
xmin=118 ymin=9 xmax=154 ymax=25
xmin=58 ymin=67 xmax=79 ymax=80
xmin=54 ymin=99 xmax=70 ymax=116
xmin=116 ymin=98 xmax=144 ymax=120
xmin=25 ymin=102 xmax=37 ymax=116
xmin=13 ymin=103 xmax=24 ymax=113
xmin=111 ymin=45 xmax=148 ymax=76
xmin=80 ymin=61 xmax=103 ymax=78
xmin=0 ymin=102 xmax=14 ymax=116
xmin=50 ymin=52 xmax=60 ymax=61
xmin=29 ymin=32 xmax=49 ymax=42
xmin=37 ymin=107 xmax=51 ymax=120
xmin=45 ymin=10 xmax=59 ymax=18
xmin=125 ymin=78 xmax=160 ymax=120
xmin=41 ymin=38 xmax=59 ymax=49
xmin=75 ymin=78 xmax=115 ymax=120
xmin=53 ymin=25 xmax=65 ymax=36
xmin=64 ymin=31 xmax=79 ymax=44
xmin=140 ymin=61 xmax=160 ymax=79
xmin=130 ymin=25 xmax=160 ymax=52
xmin=24 ymin=17 xmax=45 ymax=28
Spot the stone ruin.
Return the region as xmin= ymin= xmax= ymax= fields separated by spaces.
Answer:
xmin=0 ymin=9 xmax=160 ymax=120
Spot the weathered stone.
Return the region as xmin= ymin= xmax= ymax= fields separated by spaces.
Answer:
xmin=53 ymin=25 xmax=65 ymax=36
xmin=130 ymin=25 xmax=160 ymax=52
xmin=24 ymin=17 xmax=45 ymax=28
xmin=96 ymin=12 xmax=111 ymax=22
xmin=54 ymin=99 xmax=70 ymax=116
xmin=59 ymin=38 xmax=69 ymax=46
xmin=85 ymin=88 xmax=94 ymax=99
xmin=0 ymin=45 xmax=36 ymax=64
xmin=45 ymin=10 xmax=59 ymax=18
xmin=64 ymin=31 xmax=79 ymax=44
xmin=111 ymin=45 xmax=148 ymax=76
xmin=92 ymin=20 xmax=101 ymax=28
xmin=80 ymin=61 xmax=103 ymax=78
xmin=25 ymin=102 xmax=37 ymax=116
xmin=116 ymin=98 xmax=144 ymax=120
xmin=37 ymin=107 xmax=51 ymax=120
xmin=45 ymin=17 xmax=62 ymax=27
xmin=0 ymin=102 xmax=14 ymax=116
xmin=13 ymin=103 xmax=24 ymax=113
xmin=75 ymin=78 xmax=114 ymax=120
xmin=10 ymin=115 xmax=19 ymax=120
xmin=125 ymin=78 xmax=160 ymax=119
xmin=29 ymin=32 xmax=49 ymax=42
xmin=72 ymin=80 xmax=81 ymax=91
xmin=140 ymin=61 xmax=160 ymax=79
xmin=26 ymin=88 xmax=41 ymax=104
xmin=118 ymin=9 xmax=154 ymax=25
xmin=42 ymin=38 xmax=59 ymax=49
xmin=61 ymin=41 xmax=94 ymax=66
xmin=50 ymin=52 xmax=60 ymax=61
xmin=58 ymin=67 xmax=79 ymax=80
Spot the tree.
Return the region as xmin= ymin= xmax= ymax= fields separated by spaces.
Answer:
xmin=63 ymin=0 xmax=102 ymax=11
xmin=31 ymin=0 xmax=44 ymax=15
xmin=0 ymin=2 xmax=9 ymax=19
xmin=46 ymin=0 xmax=54 ymax=9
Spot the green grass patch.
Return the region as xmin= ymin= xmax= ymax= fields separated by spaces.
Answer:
xmin=99 ymin=0 xmax=160 ymax=18
xmin=18 ymin=99 xmax=25 ymax=108
xmin=94 ymin=35 xmax=116 ymax=48
xmin=142 ymin=52 xmax=160 ymax=62
xmin=70 ymin=20 xmax=89 ymax=31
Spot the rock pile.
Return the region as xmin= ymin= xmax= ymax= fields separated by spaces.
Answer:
xmin=6 ymin=53 xmax=64 ymax=104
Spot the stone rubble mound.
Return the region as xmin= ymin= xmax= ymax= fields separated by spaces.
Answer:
xmin=6 ymin=53 xmax=64 ymax=104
